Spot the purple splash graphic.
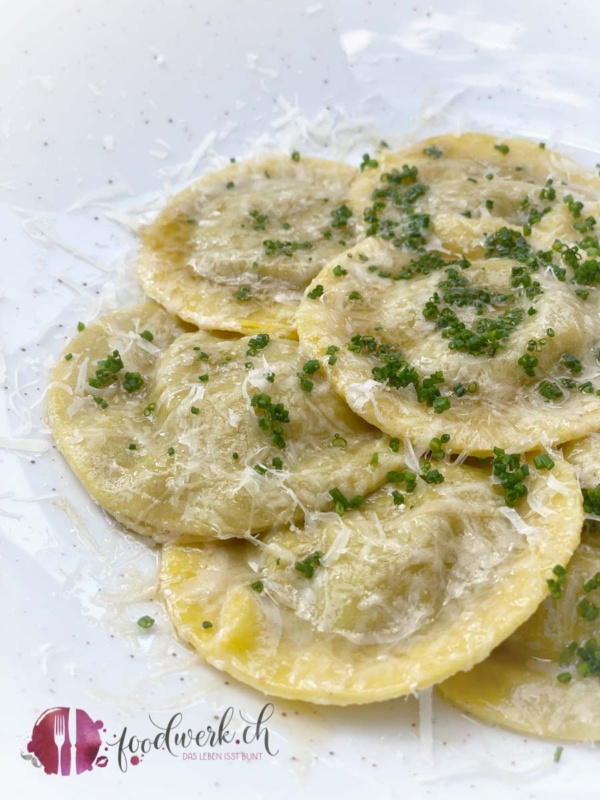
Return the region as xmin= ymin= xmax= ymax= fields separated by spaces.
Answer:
xmin=27 ymin=707 xmax=104 ymax=776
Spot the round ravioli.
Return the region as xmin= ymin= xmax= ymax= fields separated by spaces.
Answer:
xmin=137 ymin=155 xmax=359 ymax=337
xmin=47 ymin=303 xmax=396 ymax=542
xmin=296 ymin=237 xmax=600 ymax=454
xmin=439 ymin=437 xmax=600 ymax=741
xmin=349 ymin=132 xmax=600 ymax=260
xmin=160 ymin=451 xmax=582 ymax=704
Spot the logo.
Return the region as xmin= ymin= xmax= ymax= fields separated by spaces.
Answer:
xmin=23 ymin=703 xmax=278 ymax=776
xmin=24 ymin=707 xmax=106 ymax=776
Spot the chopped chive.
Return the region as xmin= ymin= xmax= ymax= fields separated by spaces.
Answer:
xmin=325 ymin=344 xmax=339 ymax=365
xmin=140 ymin=330 xmax=154 ymax=342
xmin=298 ymin=375 xmax=314 ymax=392
xmin=302 ymin=359 xmax=320 ymax=375
xmin=533 ymin=453 xmax=555 ymax=470
xmin=560 ymin=377 xmax=577 ymax=390
xmin=553 ymin=746 xmax=563 ymax=763
xmin=537 ymin=380 xmax=564 ymax=401
xmin=432 ymin=396 xmax=451 ymax=414
xmin=420 ymin=466 xmax=444 ymax=485
xmin=360 ymin=153 xmax=379 ymax=171
xmin=137 ymin=615 xmax=155 ymax=629
xmin=123 ymin=371 xmax=145 ymax=393
xmin=246 ymin=333 xmax=270 ymax=357
xmin=547 ymin=564 xmax=567 ymax=599
xmin=329 ymin=487 xmax=365 ymax=515
xmin=385 ymin=470 xmax=417 ymax=492
xmin=88 ymin=350 xmax=124 ymax=388
xmin=294 ymin=551 xmax=323 ymax=578
xmin=492 ymin=447 xmax=530 ymax=507
xmin=236 ymin=285 xmax=252 ymax=302
xmin=560 ymin=353 xmax=583 ymax=374
xmin=518 ymin=353 xmax=538 ymax=377
xmin=583 ymin=572 xmax=600 ymax=593
xmin=250 ymin=392 xmax=290 ymax=449
xmin=578 ymin=597 xmax=599 ymax=621
xmin=423 ymin=145 xmax=443 ymax=159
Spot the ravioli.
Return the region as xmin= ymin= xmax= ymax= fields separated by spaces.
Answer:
xmin=47 ymin=130 xmax=600 ymax=732
xmin=349 ymin=132 xmax=600 ymax=260
xmin=160 ymin=451 xmax=582 ymax=704
xmin=47 ymin=303 xmax=396 ymax=542
xmin=296 ymin=237 xmax=600 ymax=454
xmin=137 ymin=155 xmax=359 ymax=337
xmin=439 ymin=436 xmax=600 ymax=741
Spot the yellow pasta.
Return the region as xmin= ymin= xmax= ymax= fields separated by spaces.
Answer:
xmin=439 ymin=437 xmax=600 ymax=741
xmin=138 ymin=155 xmax=359 ymax=337
xmin=47 ymin=133 xmax=600 ymax=735
xmin=349 ymin=132 xmax=600 ymax=259
xmin=47 ymin=303 xmax=395 ymax=541
xmin=160 ymin=452 xmax=582 ymax=704
xmin=296 ymin=238 xmax=600 ymax=454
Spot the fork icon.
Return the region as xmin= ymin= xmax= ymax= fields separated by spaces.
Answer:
xmin=53 ymin=713 xmax=66 ymax=775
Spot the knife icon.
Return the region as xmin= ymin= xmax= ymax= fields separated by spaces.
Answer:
xmin=65 ymin=707 xmax=74 ymax=776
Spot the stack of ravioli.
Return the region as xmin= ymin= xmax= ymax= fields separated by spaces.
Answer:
xmin=48 ymin=133 xmax=600 ymax=741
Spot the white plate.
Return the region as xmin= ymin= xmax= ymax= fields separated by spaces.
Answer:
xmin=2 ymin=1 xmax=600 ymax=798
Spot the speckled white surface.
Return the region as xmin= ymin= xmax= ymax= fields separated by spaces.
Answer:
xmin=2 ymin=1 xmax=600 ymax=798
